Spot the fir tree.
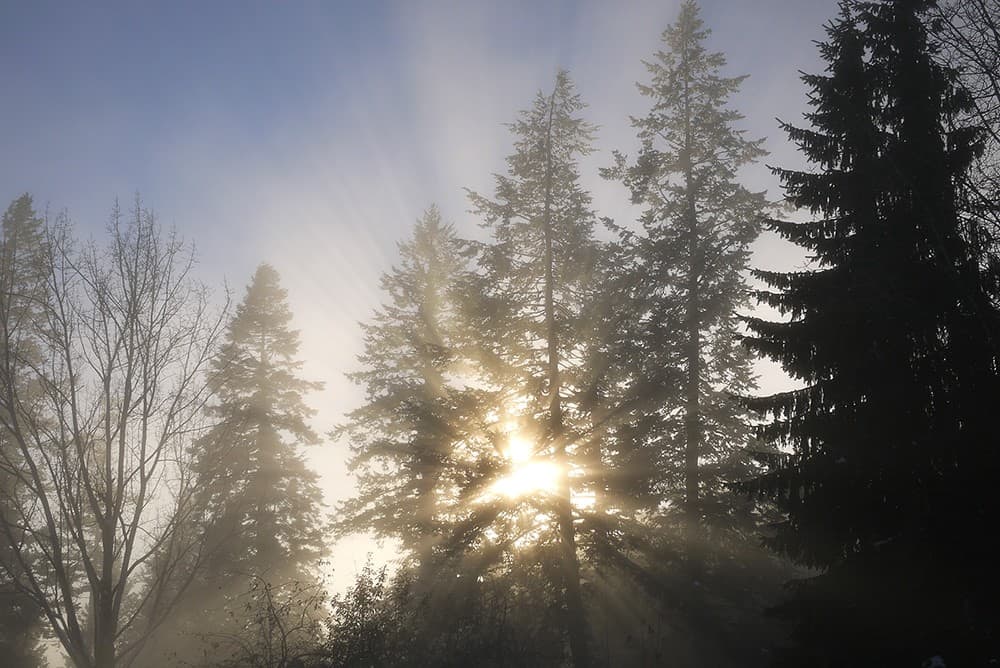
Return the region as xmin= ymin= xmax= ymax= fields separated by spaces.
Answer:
xmin=601 ymin=7 xmax=796 ymax=662
xmin=149 ymin=263 xmax=328 ymax=666
xmin=0 ymin=194 xmax=47 ymax=667
xmin=340 ymin=185 xmax=647 ymax=665
xmin=466 ymin=69 xmax=605 ymax=668
xmin=195 ymin=263 xmax=326 ymax=583
xmin=743 ymin=2 xmax=1000 ymax=664
xmin=337 ymin=206 xmax=477 ymax=576
xmin=604 ymin=0 xmax=767 ymax=549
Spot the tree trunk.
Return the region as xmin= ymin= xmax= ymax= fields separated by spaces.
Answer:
xmin=542 ymin=85 xmax=589 ymax=668
xmin=94 ymin=444 xmax=118 ymax=668
xmin=681 ymin=34 xmax=702 ymax=554
xmin=95 ymin=542 xmax=116 ymax=667
xmin=683 ymin=196 xmax=700 ymax=538
xmin=416 ymin=280 xmax=447 ymax=581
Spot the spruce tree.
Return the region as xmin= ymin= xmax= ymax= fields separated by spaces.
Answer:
xmin=337 ymin=206 xmax=476 ymax=576
xmin=466 ymin=69 xmax=604 ymax=668
xmin=0 ymin=194 xmax=47 ymax=667
xmin=339 ymin=191 xmax=638 ymax=664
xmin=743 ymin=2 xmax=1000 ymax=664
xmin=605 ymin=0 xmax=767 ymax=549
xmin=195 ymin=263 xmax=326 ymax=583
xmin=150 ymin=263 xmax=327 ymax=666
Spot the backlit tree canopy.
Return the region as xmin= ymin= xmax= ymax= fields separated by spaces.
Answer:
xmin=4 ymin=1 xmax=1000 ymax=666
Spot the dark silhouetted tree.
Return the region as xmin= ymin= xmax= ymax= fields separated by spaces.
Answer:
xmin=743 ymin=2 xmax=1000 ymax=664
xmin=933 ymin=0 xmax=1000 ymax=301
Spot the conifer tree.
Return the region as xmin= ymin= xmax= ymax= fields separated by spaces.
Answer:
xmin=605 ymin=0 xmax=767 ymax=549
xmin=466 ymin=69 xmax=605 ymax=668
xmin=339 ymin=193 xmax=637 ymax=664
xmin=743 ymin=2 xmax=1000 ymax=664
xmin=194 ymin=263 xmax=326 ymax=584
xmin=0 ymin=194 xmax=47 ymax=667
xmin=337 ymin=206 xmax=476 ymax=576
xmin=151 ymin=263 xmax=327 ymax=666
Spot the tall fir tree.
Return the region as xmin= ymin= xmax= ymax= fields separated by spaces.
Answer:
xmin=466 ymin=69 xmax=606 ymax=668
xmin=605 ymin=0 xmax=767 ymax=549
xmin=339 ymin=193 xmax=661 ymax=664
xmin=600 ymin=6 xmax=797 ymax=663
xmin=743 ymin=1 xmax=1000 ymax=664
xmin=148 ymin=263 xmax=327 ymax=666
xmin=195 ymin=263 xmax=326 ymax=582
xmin=337 ymin=206 xmax=478 ymax=577
xmin=0 ymin=194 xmax=47 ymax=667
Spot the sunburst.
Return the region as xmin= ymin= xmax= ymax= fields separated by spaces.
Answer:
xmin=490 ymin=433 xmax=560 ymax=499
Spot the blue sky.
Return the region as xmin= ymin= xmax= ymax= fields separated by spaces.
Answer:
xmin=1 ymin=0 xmax=837 ymax=584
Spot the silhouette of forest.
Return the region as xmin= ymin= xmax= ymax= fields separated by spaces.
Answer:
xmin=2 ymin=1 xmax=1000 ymax=666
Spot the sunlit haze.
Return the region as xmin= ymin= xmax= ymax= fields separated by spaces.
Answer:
xmin=4 ymin=0 xmax=998 ymax=665
xmin=0 ymin=1 xmax=833 ymax=593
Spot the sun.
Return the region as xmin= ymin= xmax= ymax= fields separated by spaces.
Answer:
xmin=492 ymin=460 xmax=561 ymax=498
xmin=490 ymin=433 xmax=560 ymax=499
xmin=505 ymin=432 xmax=534 ymax=464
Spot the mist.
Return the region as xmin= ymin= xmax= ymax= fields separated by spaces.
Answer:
xmin=2 ymin=1 xmax=999 ymax=667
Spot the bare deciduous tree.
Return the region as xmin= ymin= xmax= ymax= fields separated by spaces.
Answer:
xmin=0 ymin=198 xmax=227 ymax=668
xmin=191 ymin=574 xmax=327 ymax=668
xmin=933 ymin=0 xmax=1000 ymax=282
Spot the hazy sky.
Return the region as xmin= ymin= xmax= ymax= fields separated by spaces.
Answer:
xmin=1 ymin=0 xmax=835 ymax=586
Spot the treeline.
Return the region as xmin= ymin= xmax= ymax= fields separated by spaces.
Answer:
xmin=2 ymin=1 xmax=999 ymax=667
